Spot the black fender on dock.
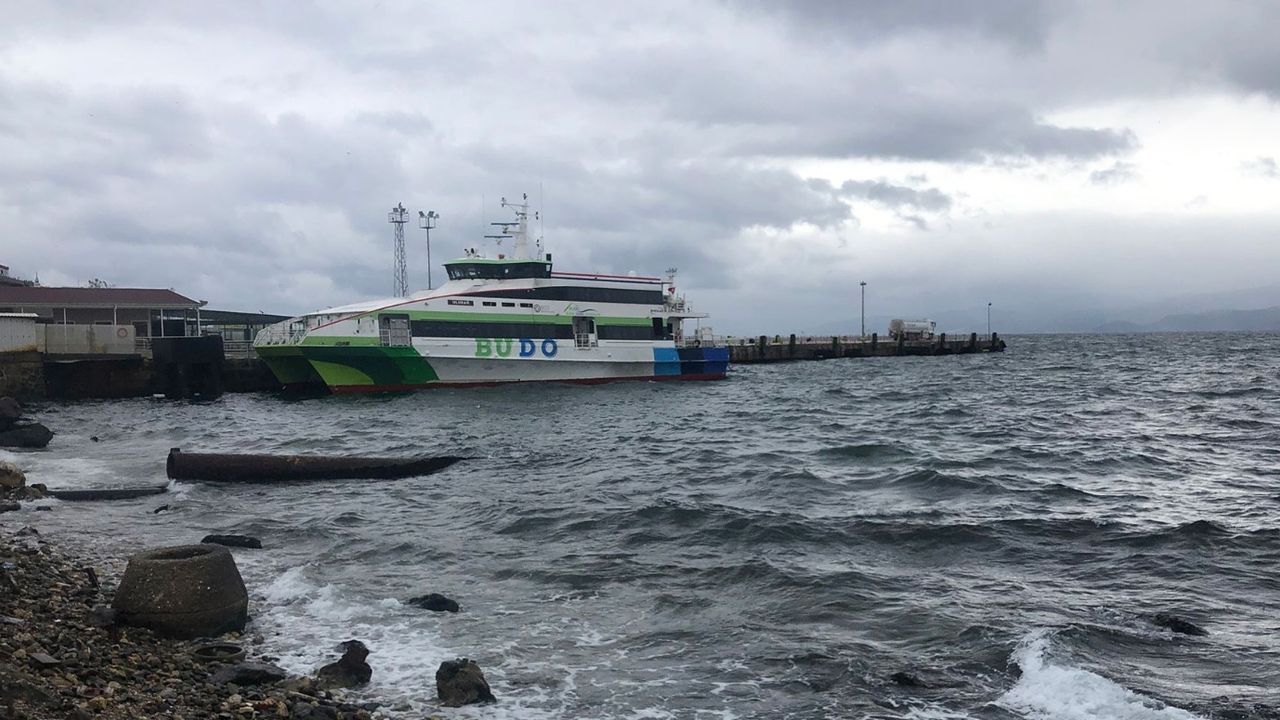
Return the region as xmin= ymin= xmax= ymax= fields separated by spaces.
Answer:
xmin=166 ymin=448 xmax=466 ymax=483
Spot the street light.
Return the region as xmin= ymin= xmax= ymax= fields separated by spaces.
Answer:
xmin=987 ymin=302 xmax=992 ymax=337
xmin=859 ymin=281 xmax=867 ymax=339
xmin=418 ymin=210 xmax=439 ymax=290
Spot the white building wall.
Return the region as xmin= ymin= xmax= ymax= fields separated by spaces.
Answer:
xmin=43 ymin=324 xmax=135 ymax=355
xmin=0 ymin=314 xmax=42 ymax=353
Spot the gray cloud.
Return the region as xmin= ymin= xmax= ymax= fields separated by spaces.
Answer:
xmin=838 ymin=180 xmax=951 ymax=212
xmin=1242 ymin=156 xmax=1280 ymax=178
xmin=732 ymin=0 xmax=1058 ymax=51
xmin=1089 ymin=161 xmax=1139 ymax=186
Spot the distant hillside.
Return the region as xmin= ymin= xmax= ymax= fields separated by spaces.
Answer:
xmin=1095 ymin=306 xmax=1280 ymax=333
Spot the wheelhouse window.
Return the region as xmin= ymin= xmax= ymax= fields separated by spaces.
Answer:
xmin=445 ymin=261 xmax=551 ymax=281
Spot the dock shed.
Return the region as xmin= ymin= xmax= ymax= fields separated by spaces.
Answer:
xmin=198 ymin=309 xmax=290 ymax=357
xmin=0 ymin=286 xmax=205 ymax=354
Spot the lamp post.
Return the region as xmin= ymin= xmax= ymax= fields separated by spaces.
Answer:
xmin=987 ymin=302 xmax=992 ymax=337
xmin=859 ymin=281 xmax=867 ymax=338
xmin=418 ymin=210 xmax=439 ymax=290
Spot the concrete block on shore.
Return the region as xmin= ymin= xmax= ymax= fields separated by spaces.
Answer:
xmin=112 ymin=544 xmax=249 ymax=639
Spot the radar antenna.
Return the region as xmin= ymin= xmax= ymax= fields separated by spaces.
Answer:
xmin=482 ymin=193 xmax=535 ymax=259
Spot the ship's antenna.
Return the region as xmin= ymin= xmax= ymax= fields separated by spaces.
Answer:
xmin=539 ymin=180 xmax=545 ymax=254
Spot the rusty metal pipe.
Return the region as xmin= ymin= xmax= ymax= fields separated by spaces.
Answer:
xmin=166 ymin=448 xmax=465 ymax=483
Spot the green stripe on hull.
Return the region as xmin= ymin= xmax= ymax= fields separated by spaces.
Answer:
xmin=300 ymin=346 xmax=438 ymax=388
xmin=255 ymin=346 xmax=324 ymax=385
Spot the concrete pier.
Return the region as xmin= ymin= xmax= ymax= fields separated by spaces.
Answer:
xmin=0 ymin=353 xmax=279 ymax=400
xmin=728 ymin=332 xmax=1005 ymax=364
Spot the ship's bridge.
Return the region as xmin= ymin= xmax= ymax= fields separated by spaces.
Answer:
xmin=443 ymin=257 xmax=552 ymax=281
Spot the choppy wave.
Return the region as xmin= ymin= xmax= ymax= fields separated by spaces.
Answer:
xmin=998 ymin=630 xmax=1201 ymax=720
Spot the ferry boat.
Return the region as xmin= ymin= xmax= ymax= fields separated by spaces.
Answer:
xmin=253 ymin=196 xmax=729 ymax=393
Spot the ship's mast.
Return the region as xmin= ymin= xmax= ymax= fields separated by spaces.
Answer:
xmin=483 ymin=193 xmax=540 ymax=259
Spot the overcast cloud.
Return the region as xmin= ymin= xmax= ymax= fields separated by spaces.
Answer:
xmin=2 ymin=1 xmax=1280 ymax=333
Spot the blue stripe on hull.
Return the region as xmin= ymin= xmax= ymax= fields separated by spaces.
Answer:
xmin=654 ymin=347 xmax=728 ymax=378
xmin=653 ymin=347 xmax=683 ymax=376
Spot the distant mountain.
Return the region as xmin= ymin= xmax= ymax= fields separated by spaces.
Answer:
xmin=1094 ymin=306 xmax=1280 ymax=333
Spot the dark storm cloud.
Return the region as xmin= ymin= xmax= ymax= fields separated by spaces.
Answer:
xmin=570 ymin=35 xmax=1136 ymax=163
xmin=1089 ymin=161 xmax=1139 ymax=186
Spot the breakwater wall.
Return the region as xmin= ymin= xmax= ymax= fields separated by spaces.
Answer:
xmin=728 ymin=332 xmax=1005 ymax=363
xmin=0 ymin=353 xmax=279 ymax=400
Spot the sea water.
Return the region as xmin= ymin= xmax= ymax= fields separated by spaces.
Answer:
xmin=5 ymin=333 xmax=1279 ymax=718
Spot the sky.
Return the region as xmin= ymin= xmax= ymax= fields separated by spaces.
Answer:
xmin=2 ymin=1 xmax=1280 ymax=334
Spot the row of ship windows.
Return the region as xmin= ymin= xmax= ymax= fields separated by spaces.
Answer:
xmin=409 ymin=320 xmax=663 ymax=341
xmin=467 ymin=287 xmax=664 ymax=305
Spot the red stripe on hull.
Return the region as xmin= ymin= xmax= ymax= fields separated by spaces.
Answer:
xmin=328 ymin=372 xmax=727 ymax=394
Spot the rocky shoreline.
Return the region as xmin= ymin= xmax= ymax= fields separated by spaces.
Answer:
xmin=1 ymin=526 xmax=385 ymax=720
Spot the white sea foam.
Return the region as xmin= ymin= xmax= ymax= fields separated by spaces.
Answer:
xmin=996 ymin=630 xmax=1202 ymax=720
xmin=251 ymin=564 xmax=578 ymax=720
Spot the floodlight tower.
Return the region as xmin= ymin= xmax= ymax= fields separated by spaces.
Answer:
xmin=859 ymin=281 xmax=867 ymax=338
xmin=388 ymin=203 xmax=408 ymax=297
xmin=418 ymin=210 xmax=439 ymax=289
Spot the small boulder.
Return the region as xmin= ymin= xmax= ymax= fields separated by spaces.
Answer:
xmin=290 ymin=703 xmax=338 ymax=720
xmin=153 ymin=505 xmax=170 ymax=514
xmin=316 ymin=640 xmax=371 ymax=689
xmin=211 ymin=661 xmax=289 ymax=686
xmin=202 ymin=535 xmax=263 ymax=549
xmin=0 ymin=502 xmax=19 ymax=514
xmin=407 ymin=593 xmax=459 ymax=613
xmin=0 ymin=423 xmax=53 ymax=449
xmin=0 ymin=460 xmax=25 ymax=490
xmin=436 ymin=658 xmax=496 ymax=707
xmin=1153 ymin=612 xmax=1208 ymax=636
xmin=29 ymin=652 xmax=61 ymax=669
xmin=0 ymin=397 xmax=20 ymax=425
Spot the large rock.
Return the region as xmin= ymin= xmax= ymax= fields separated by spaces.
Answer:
xmin=201 ymin=534 xmax=263 ymax=549
xmin=407 ymin=592 xmax=459 ymax=613
xmin=0 ymin=423 xmax=53 ymax=449
xmin=0 ymin=460 xmax=25 ymax=490
xmin=112 ymin=544 xmax=248 ymax=639
xmin=315 ymin=640 xmax=371 ymax=689
xmin=436 ymin=658 xmax=496 ymax=707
